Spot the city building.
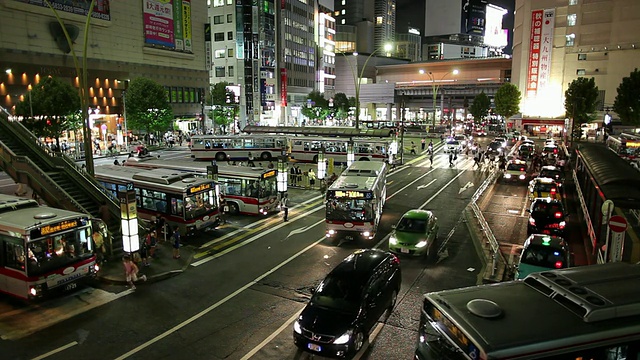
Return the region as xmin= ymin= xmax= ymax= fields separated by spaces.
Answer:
xmin=0 ymin=1 xmax=208 ymax=142
xmin=317 ymin=1 xmax=337 ymax=98
xmin=511 ymin=0 xmax=640 ymax=135
xmin=395 ymin=27 xmax=422 ymax=62
xmin=334 ymin=0 xmax=395 ymax=54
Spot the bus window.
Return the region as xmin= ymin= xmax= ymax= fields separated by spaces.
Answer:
xmin=5 ymin=242 xmax=26 ymax=270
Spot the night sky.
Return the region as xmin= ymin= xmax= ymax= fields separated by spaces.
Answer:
xmin=395 ymin=0 xmax=515 ymax=54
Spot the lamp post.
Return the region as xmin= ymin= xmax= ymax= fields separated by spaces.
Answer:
xmin=337 ymin=43 xmax=393 ymax=130
xmin=419 ymin=69 xmax=459 ymax=128
xmin=122 ymin=88 xmax=128 ymax=153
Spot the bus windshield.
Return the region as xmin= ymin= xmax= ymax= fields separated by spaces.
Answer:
xmin=326 ymin=198 xmax=374 ymax=222
xmin=22 ymin=226 xmax=93 ymax=277
xmin=184 ymin=190 xmax=217 ymax=220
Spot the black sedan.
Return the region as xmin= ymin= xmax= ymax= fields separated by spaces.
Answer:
xmin=527 ymin=198 xmax=567 ymax=236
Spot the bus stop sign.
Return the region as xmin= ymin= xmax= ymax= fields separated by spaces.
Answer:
xmin=609 ymin=215 xmax=628 ymax=233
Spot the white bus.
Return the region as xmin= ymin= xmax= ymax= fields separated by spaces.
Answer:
xmin=124 ymin=158 xmax=279 ymax=216
xmin=416 ymin=262 xmax=640 ymax=360
xmin=289 ymin=136 xmax=397 ymax=164
xmin=94 ymin=166 xmax=221 ymax=236
xmin=325 ymin=161 xmax=387 ymax=241
xmin=190 ymin=134 xmax=288 ymax=162
xmin=0 ymin=194 xmax=98 ymax=300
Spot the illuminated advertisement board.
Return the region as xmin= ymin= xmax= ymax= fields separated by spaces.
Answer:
xmin=14 ymin=0 xmax=111 ymax=21
xmin=144 ymin=0 xmax=175 ymax=48
xmin=526 ymin=9 xmax=555 ymax=98
xmin=462 ymin=0 xmax=486 ymax=35
xmin=484 ymin=4 xmax=507 ymax=47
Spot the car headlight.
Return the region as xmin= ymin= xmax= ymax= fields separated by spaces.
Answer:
xmin=333 ymin=329 xmax=352 ymax=345
xmin=363 ymin=231 xmax=371 ymax=238
xmin=504 ymin=173 xmax=511 ymax=178
xmin=519 ymin=174 xmax=526 ymax=180
xmin=389 ymin=236 xmax=398 ymax=245
xmin=416 ymin=240 xmax=428 ymax=248
xmin=293 ymin=321 xmax=302 ymax=334
xmin=559 ymin=221 xmax=566 ymax=229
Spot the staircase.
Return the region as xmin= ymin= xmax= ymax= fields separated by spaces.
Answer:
xmin=0 ymin=108 xmax=123 ymax=255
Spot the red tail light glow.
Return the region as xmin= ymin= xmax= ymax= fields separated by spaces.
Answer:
xmin=551 ymin=188 xmax=557 ymax=194
xmin=391 ymin=254 xmax=400 ymax=265
xmin=554 ymin=212 xmax=563 ymax=218
xmin=555 ymin=261 xmax=563 ymax=269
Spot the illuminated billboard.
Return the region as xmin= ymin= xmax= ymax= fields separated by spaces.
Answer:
xmin=484 ymin=4 xmax=508 ymax=47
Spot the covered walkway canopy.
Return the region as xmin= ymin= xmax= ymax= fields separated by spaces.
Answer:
xmin=242 ymin=126 xmax=395 ymax=138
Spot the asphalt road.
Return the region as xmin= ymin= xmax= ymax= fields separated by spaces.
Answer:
xmin=0 ymin=143 xmax=492 ymax=360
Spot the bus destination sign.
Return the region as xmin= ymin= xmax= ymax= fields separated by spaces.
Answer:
xmin=188 ymin=183 xmax=212 ymax=195
xmin=262 ymin=170 xmax=277 ymax=179
xmin=35 ymin=220 xmax=79 ymax=237
xmin=332 ymin=190 xmax=373 ymax=199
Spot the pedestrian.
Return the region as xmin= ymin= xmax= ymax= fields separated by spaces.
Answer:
xmin=155 ymin=213 xmax=166 ymax=241
xmin=295 ymin=165 xmax=303 ymax=186
xmin=92 ymin=229 xmax=105 ymax=265
xmin=98 ymin=201 xmax=111 ymax=224
xmin=429 ymin=150 xmax=434 ymax=167
xmin=172 ymin=226 xmax=181 ymax=259
xmin=421 ymin=137 xmax=426 ymax=151
xmin=440 ymin=134 xmax=444 ymax=143
xmin=267 ymin=161 xmax=274 ymax=169
xmin=308 ymin=169 xmax=316 ymax=189
xmin=449 ymin=152 xmax=454 ymax=167
xmin=15 ymin=182 xmax=27 ymax=196
xmin=281 ymin=193 xmax=289 ymax=222
xmin=473 ymin=152 xmax=480 ymax=168
xmin=247 ymin=152 xmax=255 ymax=167
xmin=410 ymin=141 xmax=417 ymax=155
xmin=146 ymin=230 xmax=158 ymax=258
xmin=113 ymin=159 xmax=120 ymax=166
xmin=122 ymin=255 xmax=146 ymax=290
xmin=139 ymin=238 xmax=150 ymax=266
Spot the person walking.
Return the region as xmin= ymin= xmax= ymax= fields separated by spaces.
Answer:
xmin=295 ymin=165 xmax=303 ymax=187
xmin=123 ymin=255 xmax=146 ymax=290
xmin=247 ymin=152 xmax=255 ymax=167
xmin=308 ymin=169 xmax=316 ymax=189
xmin=98 ymin=201 xmax=111 ymax=224
xmin=449 ymin=152 xmax=454 ymax=167
xmin=410 ymin=141 xmax=417 ymax=155
xmin=92 ymin=229 xmax=105 ymax=265
xmin=281 ymin=193 xmax=289 ymax=221
xmin=146 ymin=230 xmax=158 ymax=258
xmin=429 ymin=148 xmax=434 ymax=167
xmin=421 ymin=137 xmax=426 ymax=151
xmin=172 ymin=226 xmax=181 ymax=259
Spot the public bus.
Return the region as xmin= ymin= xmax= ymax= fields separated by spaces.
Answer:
xmin=289 ymin=136 xmax=397 ymax=165
xmin=123 ymin=158 xmax=279 ymax=216
xmin=190 ymin=134 xmax=288 ymax=162
xmin=416 ymin=262 xmax=640 ymax=360
xmin=0 ymin=194 xmax=98 ymax=300
xmin=606 ymin=132 xmax=640 ymax=160
xmin=94 ymin=165 xmax=221 ymax=235
xmin=325 ymin=161 xmax=387 ymax=241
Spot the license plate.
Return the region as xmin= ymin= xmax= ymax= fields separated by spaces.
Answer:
xmin=401 ymin=248 xmax=410 ymax=254
xmin=65 ymin=283 xmax=77 ymax=291
xmin=308 ymin=343 xmax=322 ymax=352
xmin=345 ymin=235 xmax=354 ymax=240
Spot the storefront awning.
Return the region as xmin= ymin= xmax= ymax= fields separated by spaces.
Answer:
xmin=521 ymin=118 xmax=565 ymax=125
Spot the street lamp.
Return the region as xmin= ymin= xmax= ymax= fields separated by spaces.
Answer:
xmin=338 ymin=43 xmax=393 ymax=130
xmin=419 ymin=69 xmax=459 ymax=128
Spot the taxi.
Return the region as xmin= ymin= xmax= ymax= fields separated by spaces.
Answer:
xmin=538 ymin=165 xmax=565 ymax=188
xmin=527 ymin=177 xmax=561 ymax=202
xmin=515 ymin=234 xmax=571 ymax=279
xmin=502 ymin=159 xmax=528 ymax=182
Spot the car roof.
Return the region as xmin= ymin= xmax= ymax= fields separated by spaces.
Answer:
xmin=532 ymin=177 xmax=557 ymax=184
xmin=524 ymin=234 xmax=568 ymax=249
xmin=508 ymin=159 xmax=527 ymax=165
xmin=541 ymin=165 xmax=560 ymax=171
xmin=401 ymin=209 xmax=433 ymax=220
xmin=531 ymin=197 xmax=563 ymax=206
xmin=330 ymin=249 xmax=393 ymax=278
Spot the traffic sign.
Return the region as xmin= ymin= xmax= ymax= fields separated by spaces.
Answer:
xmin=609 ymin=215 xmax=628 ymax=233
xmin=601 ymin=199 xmax=614 ymax=217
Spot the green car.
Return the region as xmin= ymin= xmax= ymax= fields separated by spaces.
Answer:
xmin=388 ymin=210 xmax=439 ymax=259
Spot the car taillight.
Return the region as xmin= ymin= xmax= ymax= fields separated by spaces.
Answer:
xmin=520 ymin=168 xmax=525 ymax=171
xmin=559 ymin=221 xmax=566 ymax=229
xmin=554 ymin=212 xmax=563 ymax=218
xmin=553 ymin=148 xmax=558 ymax=154
xmin=551 ymin=188 xmax=557 ymax=194
xmin=391 ymin=254 xmax=400 ymax=265
xmin=555 ymin=261 xmax=564 ymax=269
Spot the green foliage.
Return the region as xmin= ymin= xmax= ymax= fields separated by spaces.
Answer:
xmin=494 ymin=83 xmax=521 ymax=120
xmin=125 ymin=77 xmax=174 ymax=136
xmin=14 ymin=76 xmax=81 ymax=143
xmin=301 ymin=91 xmax=330 ymax=121
xmin=209 ymin=82 xmax=238 ymax=132
xmin=613 ymin=68 xmax=640 ymax=126
xmin=564 ymin=77 xmax=599 ymax=125
xmin=469 ymin=92 xmax=491 ymax=123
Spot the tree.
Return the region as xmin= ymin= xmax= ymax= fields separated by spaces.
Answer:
xmin=564 ymin=77 xmax=599 ymax=125
xmin=494 ymin=83 xmax=521 ymax=120
xmin=332 ymin=92 xmax=350 ymax=120
xmin=613 ymin=68 xmax=640 ymax=126
xmin=301 ymin=90 xmax=329 ymax=122
xmin=209 ymin=82 xmax=238 ymax=134
xmin=15 ymin=76 xmax=80 ymax=148
xmin=125 ymin=77 xmax=174 ymax=139
xmin=469 ymin=92 xmax=491 ymax=123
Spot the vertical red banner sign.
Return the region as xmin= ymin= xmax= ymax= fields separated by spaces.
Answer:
xmin=280 ymin=68 xmax=287 ymax=107
xmin=526 ymin=9 xmax=543 ymax=97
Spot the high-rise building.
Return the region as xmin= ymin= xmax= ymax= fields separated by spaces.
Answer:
xmin=334 ymin=0 xmax=395 ymax=54
xmin=511 ymin=0 xmax=640 ymax=125
xmin=317 ymin=1 xmax=337 ymax=98
xmin=1 ymin=1 xmax=208 ymax=137
xmin=396 ymin=27 xmax=422 ymax=62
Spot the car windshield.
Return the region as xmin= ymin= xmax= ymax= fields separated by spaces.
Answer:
xmin=396 ymin=217 xmax=427 ymax=233
xmin=447 ymin=140 xmax=459 ymax=146
xmin=532 ymin=201 xmax=563 ymax=216
xmin=311 ymin=272 xmax=364 ymax=313
xmin=454 ymin=136 xmax=465 ymax=141
xmin=488 ymin=142 xmax=501 ymax=150
xmin=540 ymin=169 xmax=561 ymax=179
xmin=507 ymin=163 xmax=525 ymax=171
xmin=543 ymin=146 xmax=556 ymax=152
xmin=521 ymin=244 xmax=567 ymax=268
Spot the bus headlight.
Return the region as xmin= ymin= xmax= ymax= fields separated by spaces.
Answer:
xmin=389 ymin=236 xmax=398 ymax=245
xmin=29 ymin=284 xmax=42 ymax=298
xmin=362 ymin=231 xmax=371 ymax=238
xmin=327 ymin=229 xmax=335 ymax=237
xmin=416 ymin=240 xmax=428 ymax=248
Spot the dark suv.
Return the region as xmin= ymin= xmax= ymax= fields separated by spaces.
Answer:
xmin=293 ymin=249 xmax=402 ymax=358
xmin=527 ymin=198 xmax=567 ymax=236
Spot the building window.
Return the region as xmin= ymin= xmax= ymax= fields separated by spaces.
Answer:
xmin=227 ymin=48 xmax=234 ymax=57
xmin=567 ymin=14 xmax=576 ymax=26
xmin=341 ymin=19 xmax=345 ymax=24
xmin=213 ymin=15 xmax=223 ymax=24
xmin=569 ymin=0 xmax=577 ymax=5
xmin=228 ymin=66 xmax=234 ymax=77
xmin=341 ymin=9 xmax=345 ymax=14
xmin=215 ymin=66 xmax=225 ymax=77
xmin=376 ymin=16 xmax=383 ymax=25
xmin=227 ymin=14 xmax=233 ymax=23
xmin=578 ymin=53 xmax=587 ymax=60
xmin=227 ymin=31 xmax=233 ymax=40
xmin=576 ymin=69 xmax=586 ymax=75
xmin=341 ymin=0 xmax=345 ymax=4
xmin=213 ymin=0 xmax=224 ymax=6
xmin=226 ymin=0 xmax=233 ymax=4
xmin=214 ymin=32 xmax=224 ymax=41
xmin=565 ymin=33 xmax=575 ymax=46
xmin=214 ymin=49 xmax=225 ymax=58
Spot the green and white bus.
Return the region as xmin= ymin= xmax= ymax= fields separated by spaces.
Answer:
xmin=416 ymin=262 xmax=640 ymax=359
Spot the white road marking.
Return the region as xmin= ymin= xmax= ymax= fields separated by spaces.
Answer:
xmin=417 ymin=179 xmax=438 ymax=190
xmin=31 ymin=341 xmax=78 ymax=360
xmin=419 ymin=170 xmax=468 ymax=210
xmin=240 ymin=309 xmax=304 ymax=360
xmin=114 ymin=237 xmax=327 ymax=360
